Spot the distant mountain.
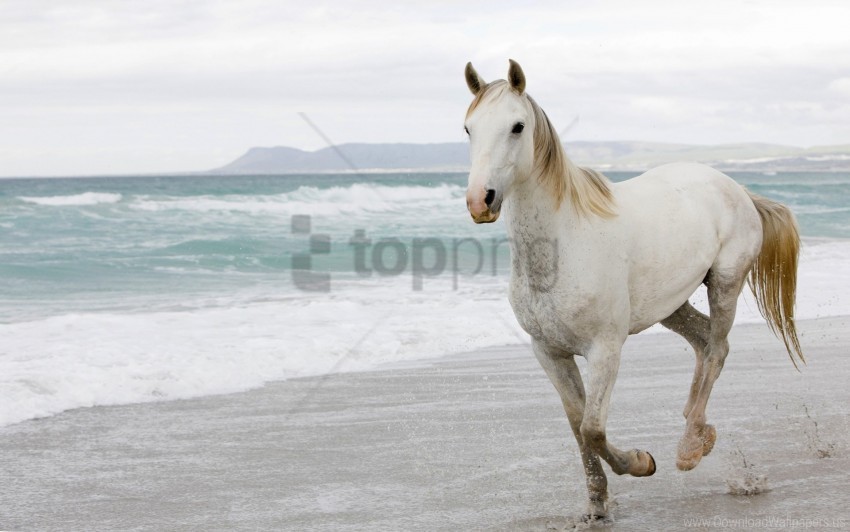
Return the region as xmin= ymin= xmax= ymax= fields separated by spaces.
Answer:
xmin=563 ymin=141 xmax=850 ymax=171
xmin=209 ymin=141 xmax=850 ymax=174
xmin=213 ymin=143 xmax=470 ymax=174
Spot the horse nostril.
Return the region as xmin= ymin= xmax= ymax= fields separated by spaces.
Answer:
xmin=484 ymin=189 xmax=496 ymax=207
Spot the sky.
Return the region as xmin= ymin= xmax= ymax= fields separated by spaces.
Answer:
xmin=2 ymin=0 xmax=850 ymax=176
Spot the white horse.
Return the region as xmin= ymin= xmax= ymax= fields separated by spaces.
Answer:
xmin=463 ymin=60 xmax=804 ymax=521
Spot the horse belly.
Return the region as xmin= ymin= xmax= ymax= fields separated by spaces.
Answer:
xmin=620 ymin=182 xmax=724 ymax=333
xmin=628 ymin=272 xmax=708 ymax=333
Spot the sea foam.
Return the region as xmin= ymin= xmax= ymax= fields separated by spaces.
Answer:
xmin=18 ymin=192 xmax=123 ymax=206
xmin=129 ymin=184 xmax=465 ymax=217
xmin=0 ymin=278 xmax=524 ymax=427
xmin=1 ymin=238 xmax=849 ymax=428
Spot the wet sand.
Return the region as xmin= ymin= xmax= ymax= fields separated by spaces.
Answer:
xmin=1 ymin=317 xmax=849 ymax=531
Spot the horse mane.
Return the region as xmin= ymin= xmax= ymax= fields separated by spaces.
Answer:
xmin=466 ymin=80 xmax=616 ymax=218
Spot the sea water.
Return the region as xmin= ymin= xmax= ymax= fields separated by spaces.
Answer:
xmin=1 ymin=171 xmax=849 ymax=426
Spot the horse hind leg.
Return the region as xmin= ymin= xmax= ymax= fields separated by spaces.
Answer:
xmin=661 ymin=302 xmax=717 ymax=457
xmin=676 ymin=268 xmax=747 ymax=471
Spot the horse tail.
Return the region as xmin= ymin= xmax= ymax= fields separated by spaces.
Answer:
xmin=746 ymin=191 xmax=805 ymax=369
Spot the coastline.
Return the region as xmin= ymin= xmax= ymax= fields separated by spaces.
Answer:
xmin=1 ymin=317 xmax=849 ymax=530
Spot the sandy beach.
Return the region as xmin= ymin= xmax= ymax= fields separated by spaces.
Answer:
xmin=2 ymin=317 xmax=849 ymax=531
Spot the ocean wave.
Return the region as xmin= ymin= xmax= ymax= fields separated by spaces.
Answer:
xmin=0 ymin=279 xmax=526 ymax=428
xmin=129 ymin=183 xmax=466 ymax=216
xmin=18 ymin=192 xmax=123 ymax=206
xmin=791 ymin=205 xmax=850 ymax=215
xmin=3 ymin=238 xmax=850 ymax=429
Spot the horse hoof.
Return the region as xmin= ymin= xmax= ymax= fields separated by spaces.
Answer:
xmin=631 ymin=449 xmax=656 ymax=477
xmin=677 ymin=434 xmax=704 ymax=471
xmin=644 ymin=451 xmax=657 ymax=476
xmin=701 ymin=424 xmax=717 ymax=456
xmin=677 ymin=455 xmax=700 ymax=471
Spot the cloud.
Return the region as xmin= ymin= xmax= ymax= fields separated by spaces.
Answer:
xmin=1 ymin=0 xmax=849 ymax=175
xmin=828 ymin=77 xmax=850 ymax=96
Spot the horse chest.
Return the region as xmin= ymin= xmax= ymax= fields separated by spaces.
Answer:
xmin=509 ymin=279 xmax=588 ymax=350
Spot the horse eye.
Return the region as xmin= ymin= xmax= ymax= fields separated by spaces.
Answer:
xmin=464 ymin=126 xmax=469 ymax=135
xmin=512 ymin=122 xmax=525 ymax=134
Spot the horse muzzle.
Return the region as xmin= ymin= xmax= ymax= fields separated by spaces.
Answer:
xmin=466 ymin=187 xmax=501 ymax=224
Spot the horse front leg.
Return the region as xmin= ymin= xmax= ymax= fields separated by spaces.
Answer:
xmin=581 ymin=340 xmax=657 ymax=478
xmin=532 ymin=340 xmax=608 ymax=520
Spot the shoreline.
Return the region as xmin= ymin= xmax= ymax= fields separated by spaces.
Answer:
xmin=1 ymin=316 xmax=849 ymax=530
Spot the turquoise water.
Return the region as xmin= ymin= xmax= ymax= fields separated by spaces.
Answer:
xmin=0 ymin=173 xmax=480 ymax=321
xmin=1 ymin=171 xmax=848 ymax=322
xmin=1 ymin=170 xmax=850 ymax=427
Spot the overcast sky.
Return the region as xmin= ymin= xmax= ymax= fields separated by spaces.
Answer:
xmin=2 ymin=1 xmax=850 ymax=176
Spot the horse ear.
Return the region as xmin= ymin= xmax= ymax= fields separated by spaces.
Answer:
xmin=508 ymin=59 xmax=526 ymax=94
xmin=465 ymin=62 xmax=485 ymax=95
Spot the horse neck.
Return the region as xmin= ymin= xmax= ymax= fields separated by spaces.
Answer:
xmin=504 ymin=168 xmax=577 ymax=249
